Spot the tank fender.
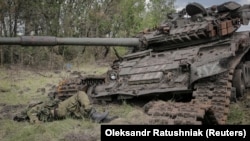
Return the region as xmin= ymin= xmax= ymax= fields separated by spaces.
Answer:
xmin=190 ymin=60 xmax=228 ymax=83
xmin=190 ymin=47 xmax=250 ymax=84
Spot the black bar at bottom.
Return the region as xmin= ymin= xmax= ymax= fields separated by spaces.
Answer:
xmin=101 ymin=125 xmax=250 ymax=141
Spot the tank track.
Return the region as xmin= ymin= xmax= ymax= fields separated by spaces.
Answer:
xmin=193 ymin=71 xmax=232 ymax=124
xmin=143 ymin=100 xmax=212 ymax=125
xmin=144 ymin=71 xmax=232 ymax=125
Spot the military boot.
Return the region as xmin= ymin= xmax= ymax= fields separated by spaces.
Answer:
xmin=101 ymin=115 xmax=119 ymax=123
xmin=89 ymin=108 xmax=108 ymax=123
xmin=89 ymin=108 xmax=118 ymax=123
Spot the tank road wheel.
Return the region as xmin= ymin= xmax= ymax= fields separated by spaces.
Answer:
xmin=87 ymin=85 xmax=94 ymax=97
xmin=230 ymin=87 xmax=237 ymax=102
xmin=243 ymin=61 xmax=250 ymax=88
xmin=233 ymin=69 xmax=246 ymax=98
xmin=87 ymin=85 xmax=98 ymax=103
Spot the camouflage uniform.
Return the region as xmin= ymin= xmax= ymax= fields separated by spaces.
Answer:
xmin=55 ymin=90 xmax=92 ymax=119
xmin=15 ymin=91 xmax=93 ymax=124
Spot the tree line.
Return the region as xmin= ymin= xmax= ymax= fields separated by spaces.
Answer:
xmin=0 ymin=0 xmax=175 ymax=70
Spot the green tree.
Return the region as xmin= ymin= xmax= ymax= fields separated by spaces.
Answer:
xmin=142 ymin=0 xmax=176 ymax=28
xmin=0 ymin=0 xmax=176 ymax=68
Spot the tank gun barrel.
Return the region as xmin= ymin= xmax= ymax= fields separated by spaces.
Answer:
xmin=0 ymin=36 xmax=141 ymax=47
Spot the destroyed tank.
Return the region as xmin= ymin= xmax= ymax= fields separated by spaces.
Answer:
xmin=1 ymin=1 xmax=250 ymax=125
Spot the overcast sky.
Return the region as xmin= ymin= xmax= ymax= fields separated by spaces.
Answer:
xmin=174 ymin=0 xmax=250 ymax=31
xmin=174 ymin=0 xmax=250 ymax=10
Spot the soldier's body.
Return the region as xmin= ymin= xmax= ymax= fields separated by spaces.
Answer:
xmin=14 ymin=91 xmax=115 ymax=123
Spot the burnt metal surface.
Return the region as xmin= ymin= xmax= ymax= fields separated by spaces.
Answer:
xmin=1 ymin=1 xmax=250 ymax=125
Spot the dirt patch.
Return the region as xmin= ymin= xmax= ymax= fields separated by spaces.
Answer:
xmin=0 ymin=104 xmax=26 ymax=120
xmin=0 ymin=87 xmax=10 ymax=92
xmin=61 ymin=132 xmax=98 ymax=141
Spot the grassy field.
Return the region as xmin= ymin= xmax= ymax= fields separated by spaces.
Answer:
xmin=0 ymin=65 xmax=147 ymax=141
xmin=0 ymin=65 xmax=250 ymax=141
xmin=0 ymin=65 xmax=102 ymax=141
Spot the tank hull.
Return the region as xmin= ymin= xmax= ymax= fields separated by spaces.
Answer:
xmin=91 ymin=31 xmax=250 ymax=99
xmin=53 ymin=31 xmax=250 ymax=125
xmin=84 ymin=31 xmax=250 ymax=124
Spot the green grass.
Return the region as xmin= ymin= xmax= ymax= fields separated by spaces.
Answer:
xmin=1 ymin=66 xmax=250 ymax=140
xmin=0 ymin=66 xmax=108 ymax=141
xmin=75 ymin=64 xmax=109 ymax=75
xmin=0 ymin=119 xmax=100 ymax=141
xmin=0 ymin=65 xmax=109 ymax=105
xmin=0 ymin=69 xmax=60 ymax=105
xmin=108 ymin=101 xmax=136 ymax=117
xmin=227 ymin=104 xmax=244 ymax=124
